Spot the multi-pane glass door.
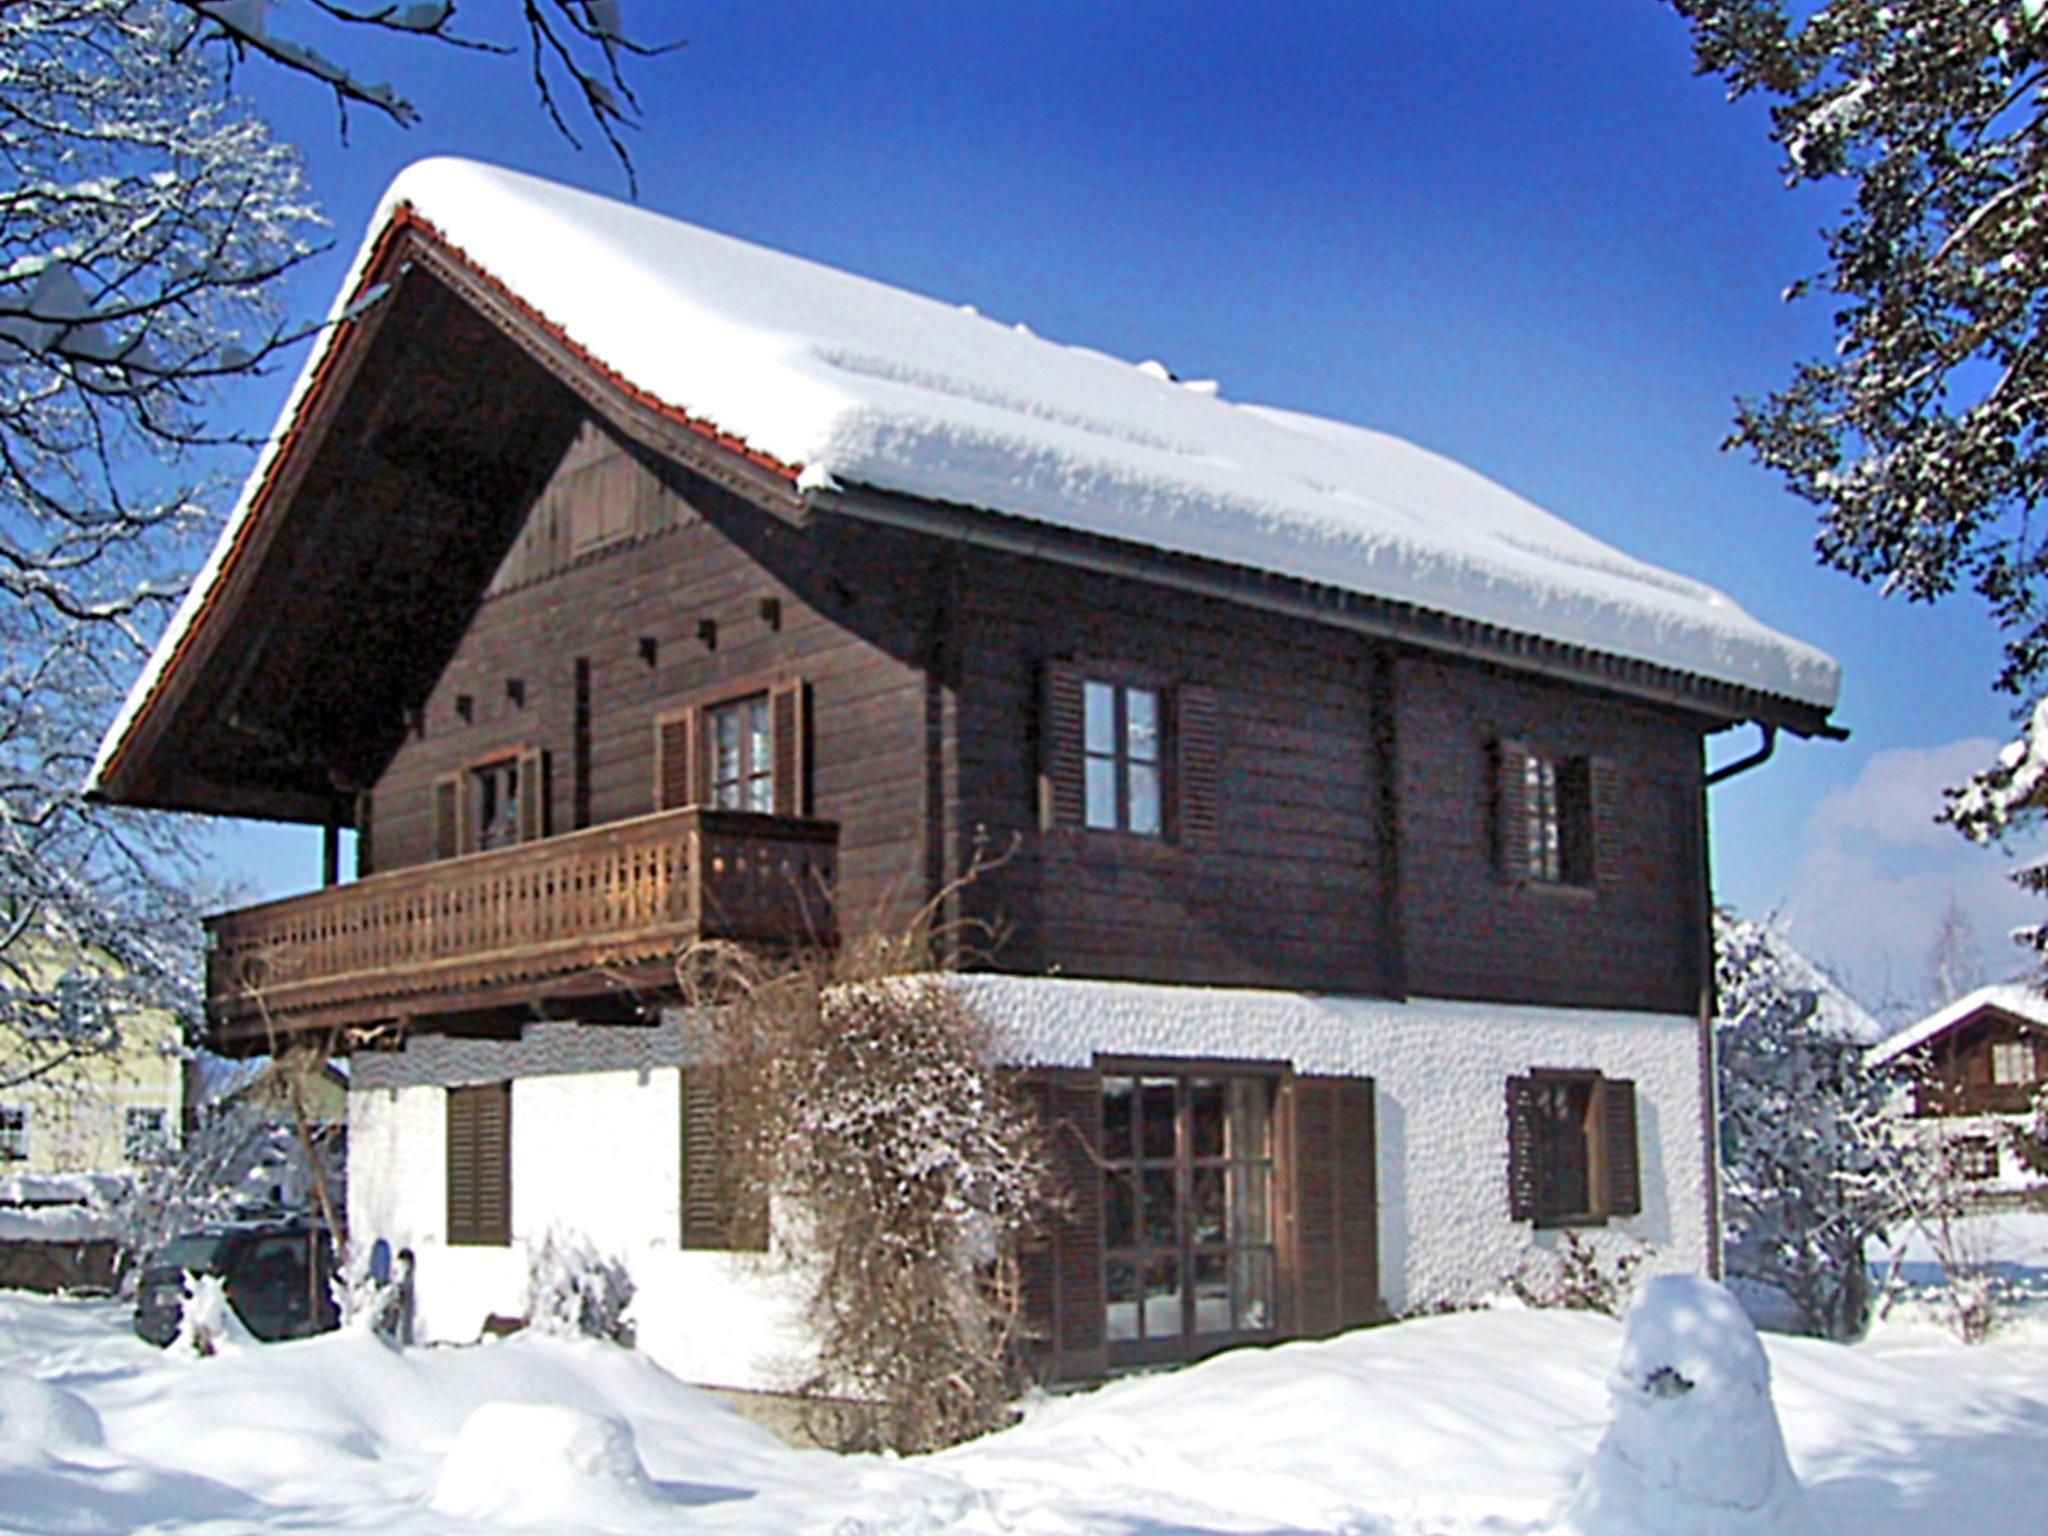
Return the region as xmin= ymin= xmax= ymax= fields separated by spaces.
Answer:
xmin=1102 ymin=1071 xmax=1277 ymax=1362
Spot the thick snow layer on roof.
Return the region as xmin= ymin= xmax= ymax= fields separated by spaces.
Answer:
xmin=1871 ymin=981 xmax=2048 ymax=1065
xmin=91 ymin=157 xmax=1837 ymax=789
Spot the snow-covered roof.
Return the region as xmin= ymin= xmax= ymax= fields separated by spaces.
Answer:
xmin=1870 ymin=981 xmax=2048 ymax=1066
xmin=92 ymin=158 xmax=1838 ymax=789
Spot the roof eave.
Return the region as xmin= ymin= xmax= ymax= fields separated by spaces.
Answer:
xmin=806 ymin=479 xmax=1843 ymax=739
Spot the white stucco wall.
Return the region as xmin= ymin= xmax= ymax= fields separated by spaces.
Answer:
xmin=349 ymin=978 xmax=1711 ymax=1391
xmin=957 ymin=976 xmax=1713 ymax=1313
xmin=347 ymin=1069 xmax=816 ymax=1390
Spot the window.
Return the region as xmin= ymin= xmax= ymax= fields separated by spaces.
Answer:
xmin=472 ymin=758 xmax=521 ymax=852
xmin=1101 ymin=1071 xmax=1277 ymax=1358
xmin=652 ymin=680 xmax=808 ymax=817
xmin=123 ymin=1107 xmax=168 ymax=1163
xmin=0 ymin=1106 xmax=26 ymax=1162
xmin=432 ymin=746 xmax=546 ymax=860
xmin=1084 ymin=681 xmax=1163 ymax=835
xmin=1524 ymin=753 xmax=1592 ymax=885
xmin=706 ymin=693 xmax=773 ymax=813
xmin=1506 ymin=1070 xmax=1640 ymax=1226
xmin=1954 ymin=1136 xmax=2000 ymax=1182
xmin=1497 ymin=741 xmax=1601 ymax=886
xmin=446 ymin=1082 xmax=511 ymax=1246
xmin=1991 ymin=1038 xmax=2037 ymax=1086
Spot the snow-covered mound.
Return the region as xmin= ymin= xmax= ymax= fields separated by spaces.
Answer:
xmin=431 ymin=1402 xmax=659 ymax=1524
xmin=91 ymin=158 xmax=1839 ymax=790
xmin=0 ymin=1369 xmax=104 ymax=1455
xmin=1556 ymin=1276 xmax=1806 ymax=1536
xmin=5 ymin=1288 xmax=2048 ymax=1534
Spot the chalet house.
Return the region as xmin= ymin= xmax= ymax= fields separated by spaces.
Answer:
xmin=1872 ymin=985 xmax=2048 ymax=1197
xmin=88 ymin=159 xmax=1842 ymax=1390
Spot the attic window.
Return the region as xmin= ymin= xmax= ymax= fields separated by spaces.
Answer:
xmin=1496 ymin=741 xmax=1603 ymax=888
xmin=0 ymin=1106 xmax=26 ymax=1162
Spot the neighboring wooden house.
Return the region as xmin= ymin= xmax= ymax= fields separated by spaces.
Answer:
xmin=88 ymin=160 xmax=1842 ymax=1389
xmin=1871 ymin=984 xmax=2048 ymax=1197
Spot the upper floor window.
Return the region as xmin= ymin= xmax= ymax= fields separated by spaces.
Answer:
xmin=1084 ymin=680 xmax=1162 ymax=835
xmin=653 ymin=680 xmax=809 ymax=818
xmin=707 ymin=694 xmax=773 ymax=813
xmin=1524 ymin=754 xmax=1591 ymax=885
xmin=0 ymin=1105 xmax=26 ymax=1162
xmin=1498 ymin=740 xmax=1602 ymax=887
xmin=1991 ymin=1038 xmax=2037 ymax=1085
xmin=473 ymin=759 xmax=521 ymax=852
xmin=432 ymin=746 xmax=548 ymax=860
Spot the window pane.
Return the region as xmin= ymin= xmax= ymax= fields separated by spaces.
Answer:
xmin=1084 ymin=680 xmax=1117 ymax=756
xmin=1106 ymin=1260 xmax=1140 ymax=1342
xmin=1140 ymin=1078 xmax=1176 ymax=1160
xmin=1233 ymin=1249 xmax=1274 ymax=1332
xmin=1085 ymin=757 xmax=1118 ymax=829
xmin=1128 ymin=763 xmax=1161 ymax=836
xmin=746 ymin=697 xmax=770 ymax=767
xmin=1102 ymin=1077 xmax=1135 ymax=1158
xmin=1230 ymin=1159 xmax=1273 ymax=1245
xmin=746 ymin=772 xmax=773 ymax=814
xmin=1228 ymin=1079 xmax=1271 ymax=1159
xmin=1191 ymin=1252 xmax=1231 ymax=1335
xmin=1104 ymin=1170 xmax=1135 ymax=1250
xmin=1190 ymin=1166 xmax=1225 ymax=1245
xmin=1141 ymin=1256 xmax=1182 ymax=1341
xmin=1127 ymin=688 xmax=1159 ymax=762
xmin=1189 ymin=1078 xmax=1225 ymax=1158
xmin=1141 ymin=1168 xmax=1177 ymax=1247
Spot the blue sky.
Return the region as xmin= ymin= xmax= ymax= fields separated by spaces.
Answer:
xmin=198 ymin=1 xmax=2031 ymax=1017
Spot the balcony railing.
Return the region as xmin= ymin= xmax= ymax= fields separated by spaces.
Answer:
xmin=205 ymin=806 xmax=837 ymax=1042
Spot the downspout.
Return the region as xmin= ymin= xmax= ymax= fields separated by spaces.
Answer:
xmin=1693 ymin=721 xmax=1783 ymax=1279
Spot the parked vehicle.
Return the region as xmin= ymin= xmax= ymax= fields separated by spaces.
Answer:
xmin=132 ymin=1217 xmax=338 ymax=1346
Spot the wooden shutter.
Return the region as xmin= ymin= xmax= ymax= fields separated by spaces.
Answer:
xmin=1505 ymin=1074 xmax=1540 ymax=1222
xmin=516 ymin=746 xmax=548 ymax=844
xmin=447 ymin=1082 xmax=511 ymax=1246
xmin=1494 ymin=738 xmax=1529 ymax=880
xmin=770 ymin=679 xmax=808 ymax=817
xmin=654 ymin=708 xmax=698 ymax=811
xmin=1176 ymin=683 xmax=1221 ymax=849
xmin=354 ymin=791 xmax=374 ymax=878
xmin=1014 ymin=1067 xmax=1106 ymax=1382
xmin=1040 ymin=662 xmax=1086 ymax=829
xmin=1599 ymin=1076 xmax=1642 ymax=1217
xmin=1291 ymin=1075 xmax=1380 ymax=1338
xmin=1589 ymin=755 xmax=1622 ymax=889
xmin=432 ymin=774 xmax=461 ymax=861
xmin=681 ymin=1068 xmax=767 ymax=1251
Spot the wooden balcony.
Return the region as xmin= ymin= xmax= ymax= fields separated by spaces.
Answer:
xmin=204 ymin=807 xmax=837 ymax=1046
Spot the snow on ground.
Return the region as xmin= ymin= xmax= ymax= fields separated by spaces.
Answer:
xmin=1 ymin=1288 xmax=2044 ymax=1536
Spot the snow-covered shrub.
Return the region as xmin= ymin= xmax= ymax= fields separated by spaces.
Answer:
xmin=1555 ymin=1275 xmax=1807 ymax=1536
xmin=172 ymin=1272 xmax=254 ymax=1357
xmin=1509 ymin=1232 xmax=1649 ymax=1317
xmin=431 ymin=1403 xmax=657 ymax=1525
xmin=679 ymin=867 xmax=1049 ymax=1453
xmin=524 ymin=1227 xmax=634 ymax=1345
xmin=1716 ymin=910 xmax=1905 ymax=1340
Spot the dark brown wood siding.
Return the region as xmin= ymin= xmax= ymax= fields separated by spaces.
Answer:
xmin=366 ymin=424 xmax=940 ymax=938
xmin=941 ymin=544 xmax=1708 ymax=1012
xmin=1393 ymin=655 xmax=1707 ymax=1015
